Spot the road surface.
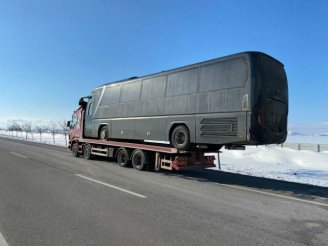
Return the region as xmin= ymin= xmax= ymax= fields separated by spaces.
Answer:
xmin=0 ymin=136 xmax=327 ymax=246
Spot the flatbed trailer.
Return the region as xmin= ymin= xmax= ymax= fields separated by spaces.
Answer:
xmin=69 ymin=138 xmax=216 ymax=171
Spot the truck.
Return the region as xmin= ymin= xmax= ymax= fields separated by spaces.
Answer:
xmin=68 ymin=105 xmax=216 ymax=171
xmin=68 ymin=51 xmax=288 ymax=171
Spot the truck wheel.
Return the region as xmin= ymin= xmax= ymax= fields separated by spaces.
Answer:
xmin=171 ymin=125 xmax=190 ymax=150
xmin=72 ymin=142 xmax=79 ymax=157
xmin=117 ymin=148 xmax=130 ymax=167
xmin=83 ymin=144 xmax=92 ymax=160
xmin=131 ymin=149 xmax=147 ymax=171
xmin=99 ymin=126 xmax=108 ymax=140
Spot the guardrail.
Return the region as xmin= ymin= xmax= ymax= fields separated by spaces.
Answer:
xmin=281 ymin=143 xmax=328 ymax=152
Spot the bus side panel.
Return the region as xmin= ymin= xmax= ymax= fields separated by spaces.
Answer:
xmin=108 ymin=115 xmax=196 ymax=143
xmin=134 ymin=117 xmax=166 ymax=141
xmin=111 ymin=118 xmax=136 ymax=139
xmin=196 ymin=112 xmax=247 ymax=145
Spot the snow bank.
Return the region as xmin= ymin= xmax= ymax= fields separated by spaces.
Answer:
xmin=214 ymin=146 xmax=328 ymax=187
xmin=0 ymin=130 xmax=68 ymax=147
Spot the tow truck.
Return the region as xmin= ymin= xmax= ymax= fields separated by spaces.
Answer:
xmin=68 ymin=106 xmax=216 ymax=171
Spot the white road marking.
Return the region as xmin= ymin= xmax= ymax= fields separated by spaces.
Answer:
xmin=75 ymin=174 xmax=147 ymax=198
xmin=0 ymin=231 xmax=9 ymax=246
xmin=10 ymin=152 xmax=28 ymax=159
xmin=217 ymin=183 xmax=328 ymax=208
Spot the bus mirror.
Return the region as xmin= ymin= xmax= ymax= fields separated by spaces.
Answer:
xmin=67 ymin=121 xmax=71 ymax=127
xmin=79 ymin=96 xmax=90 ymax=109
xmin=78 ymin=98 xmax=84 ymax=106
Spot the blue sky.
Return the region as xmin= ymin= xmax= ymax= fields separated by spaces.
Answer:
xmin=0 ymin=0 xmax=327 ymax=128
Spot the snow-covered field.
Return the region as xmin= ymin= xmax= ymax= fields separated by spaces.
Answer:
xmin=1 ymin=130 xmax=327 ymax=187
xmin=212 ymin=146 xmax=328 ymax=187
xmin=0 ymin=130 xmax=68 ymax=147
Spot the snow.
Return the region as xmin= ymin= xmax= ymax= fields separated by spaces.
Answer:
xmin=1 ymin=129 xmax=327 ymax=187
xmin=211 ymin=146 xmax=328 ymax=187
xmin=0 ymin=130 xmax=68 ymax=147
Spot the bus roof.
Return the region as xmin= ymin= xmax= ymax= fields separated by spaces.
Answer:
xmin=96 ymin=51 xmax=283 ymax=89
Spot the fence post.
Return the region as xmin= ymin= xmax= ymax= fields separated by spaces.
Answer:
xmin=217 ymin=152 xmax=221 ymax=170
xmin=317 ymin=144 xmax=320 ymax=153
xmin=298 ymin=143 xmax=301 ymax=150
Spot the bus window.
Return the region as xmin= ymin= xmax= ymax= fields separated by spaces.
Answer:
xmin=199 ymin=57 xmax=248 ymax=92
xmin=167 ymin=68 xmax=198 ymax=96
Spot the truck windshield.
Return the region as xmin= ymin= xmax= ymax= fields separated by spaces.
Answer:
xmin=71 ymin=115 xmax=78 ymax=127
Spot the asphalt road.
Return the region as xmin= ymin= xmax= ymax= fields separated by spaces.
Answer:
xmin=0 ymin=136 xmax=327 ymax=246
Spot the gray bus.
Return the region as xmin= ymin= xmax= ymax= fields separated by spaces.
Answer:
xmin=81 ymin=51 xmax=288 ymax=150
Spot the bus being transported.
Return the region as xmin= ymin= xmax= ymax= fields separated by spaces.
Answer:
xmin=76 ymin=51 xmax=288 ymax=151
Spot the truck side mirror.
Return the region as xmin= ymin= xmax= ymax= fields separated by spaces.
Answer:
xmin=67 ymin=121 xmax=71 ymax=127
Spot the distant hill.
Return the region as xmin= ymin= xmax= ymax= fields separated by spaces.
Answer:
xmin=288 ymin=131 xmax=306 ymax=136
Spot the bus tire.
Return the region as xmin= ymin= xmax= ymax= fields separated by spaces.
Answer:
xmin=171 ymin=125 xmax=190 ymax=150
xmin=99 ymin=126 xmax=108 ymax=140
xmin=83 ymin=144 xmax=92 ymax=160
xmin=131 ymin=149 xmax=147 ymax=171
xmin=117 ymin=148 xmax=130 ymax=167
xmin=72 ymin=142 xmax=79 ymax=157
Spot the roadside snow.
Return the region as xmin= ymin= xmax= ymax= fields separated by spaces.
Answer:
xmin=0 ymin=130 xmax=68 ymax=147
xmin=212 ymin=146 xmax=328 ymax=187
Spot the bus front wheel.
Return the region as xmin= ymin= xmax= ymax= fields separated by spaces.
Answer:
xmin=99 ymin=126 xmax=108 ymax=140
xmin=171 ymin=125 xmax=190 ymax=150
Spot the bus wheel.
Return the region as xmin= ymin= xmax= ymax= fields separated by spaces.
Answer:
xmin=72 ymin=142 xmax=79 ymax=157
xmin=131 ymin=149 xmax=147 ymax=171
xmin=83 ymin=144 xmax=92 ymax=160
xmin=99 ymin=126 xmax=108 ymax=140
xmin=171 ymin=125 xmax=190 ymax=150
xmin=117 ymin=148 xmax=130 ymax=167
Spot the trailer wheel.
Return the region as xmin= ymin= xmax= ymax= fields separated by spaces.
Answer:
xmin=131 ymin=149 xmax=147 ymax=171
xmin=99 ymin=126 xmax=108 ymax=140
xmin=116 ymin=148 xmax=130 ymax=167
xmin=72 ymin=142 xmax=79 ymax=157
xmin=171 ymin=125 xmax=190 ymax=150
xmin=83 ymin=144 xmax=92 ymax=160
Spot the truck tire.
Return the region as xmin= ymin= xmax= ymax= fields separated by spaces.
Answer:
xmin=83 ymin=144 xmax=92 ymax=160
xmin=117 ymin=148 xmax=130 ymax=167
xmin=72 ymin=142 xmax=79 ymax=157
xmin=99 ymin=126 xmax=108 ymax=140
xmin=131 ymin=149 xmax=147 ymax=171
xmin=171 ymin=125 xmax=190 ymax=150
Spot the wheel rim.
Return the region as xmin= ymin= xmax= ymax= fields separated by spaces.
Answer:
xmin=72 ymin=144 xmax=78 ymax=155
xmin=118 ymin=152 xmax=127 ymax=165
xmin=133 ymin=154 xmax=142 ymax=169
xmin=85 ymin=147 xmax=90 ymax=157
xmin=100 ymin=129 xmax=107 ymax=140
xmin=175 ymin=131 xmax=186 ymax=145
